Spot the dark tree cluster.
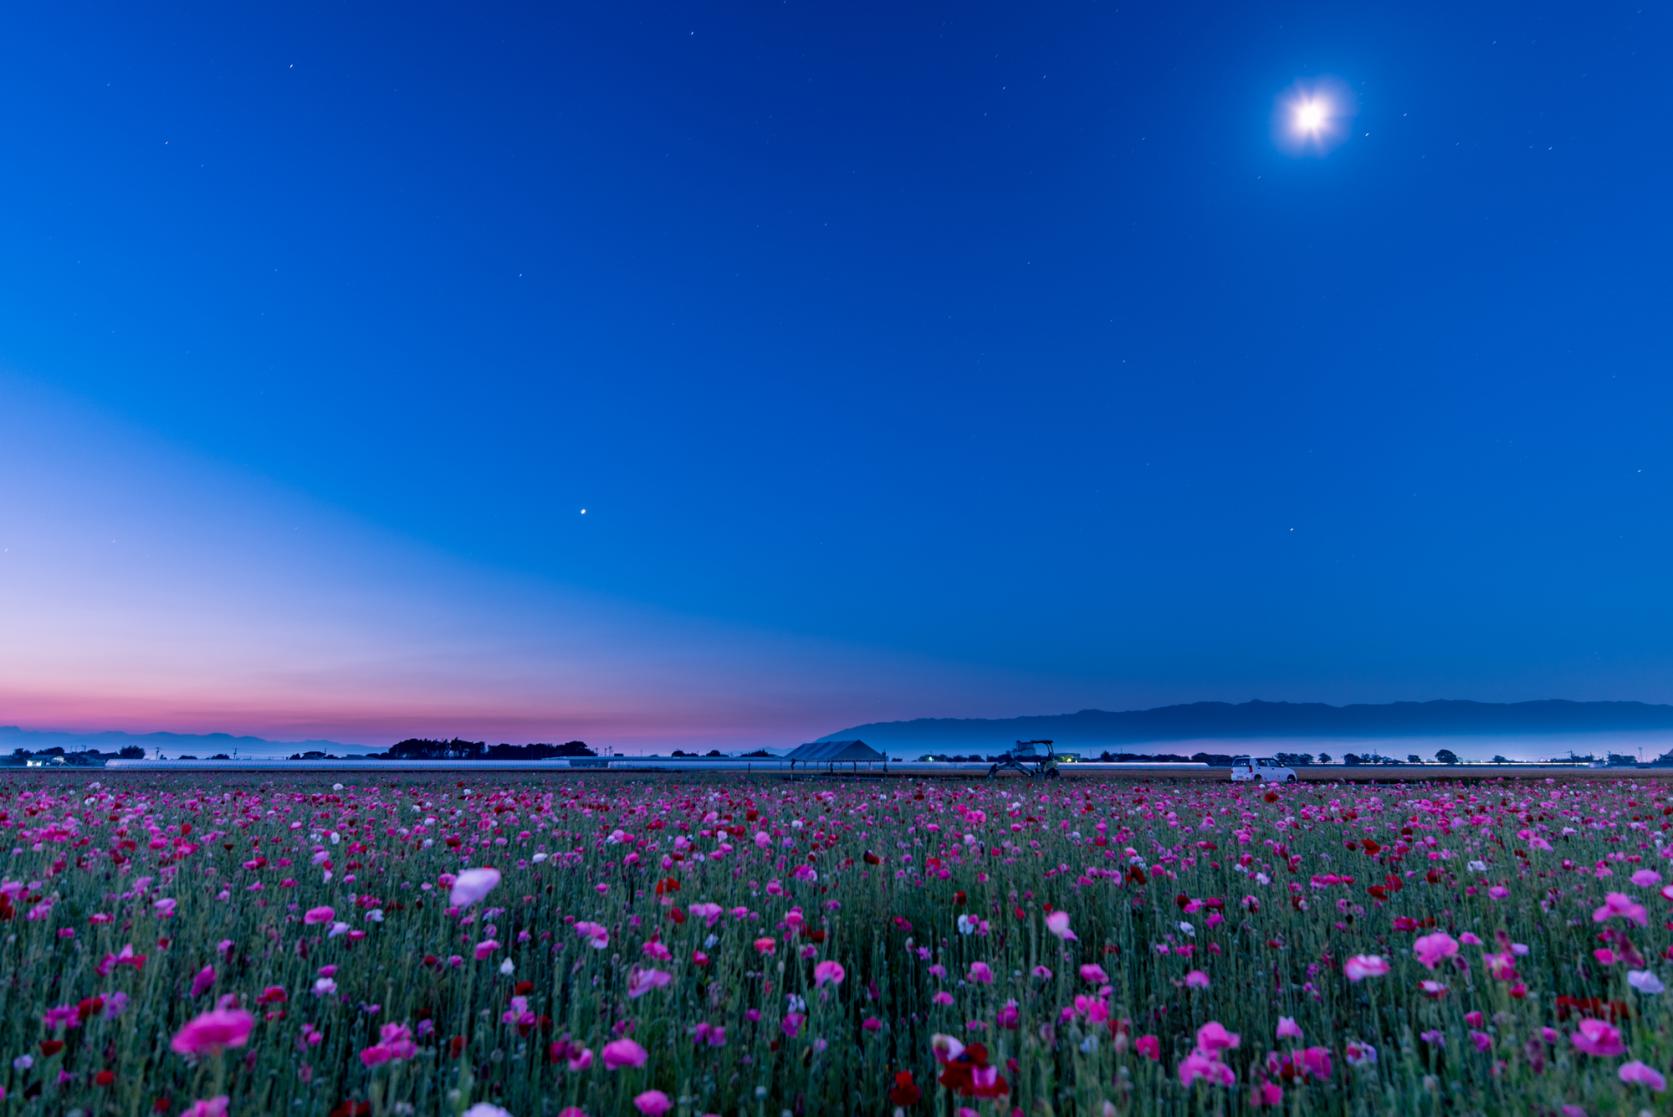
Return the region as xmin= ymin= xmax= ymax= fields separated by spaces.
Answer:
xmin=376 ymin=738 xmax=596 ymax=761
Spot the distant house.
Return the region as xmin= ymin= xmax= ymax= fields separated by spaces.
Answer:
xmin=785 ymin=739 xmax=887 ymax=772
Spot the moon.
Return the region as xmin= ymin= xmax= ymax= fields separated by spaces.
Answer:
xmin=1294 ymin=99 xmax=1328 ymax=134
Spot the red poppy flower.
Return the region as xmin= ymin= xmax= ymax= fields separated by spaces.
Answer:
xmin=888 ymin=1070 xmax=921 ymax=1106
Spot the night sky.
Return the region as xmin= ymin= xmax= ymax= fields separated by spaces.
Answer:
xmin=3 ymin=3 xmax=1671 ymax=748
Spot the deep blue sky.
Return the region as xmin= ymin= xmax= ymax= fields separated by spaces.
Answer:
xmin=3 ymin=2 xmax=1672 ymax=744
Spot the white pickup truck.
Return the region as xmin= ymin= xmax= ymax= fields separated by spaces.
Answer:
xmin=1230 ymin=755 xmax=1298 ymax=783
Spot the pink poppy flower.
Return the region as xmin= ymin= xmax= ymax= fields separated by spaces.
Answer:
xmin=1184 ymin=970 xmax=1210 ymax=989
xmin=1276 ymin=1017 xmax=1303 ymax=1041
xmin=1343 ymin=955 xmax=1389 ymax=982
xmin=1079 ymin=964 xmax=1109 ymax=984
xmin=574 ymin=922 xmax=609 ymax=949
xmin=1593 ymin=893 xmax=1648 ymax=928
xmin=1412 ymin=932 xmax=1459 ymax=970
xmin=179 ymin=1097 xmax=229 ymax=1117
xmin=967 ymin=962 xmax=994 ymax=984
xmin=191 ymin=965 xmax=216 ymax=998
xmin=814 ymin=961 xmax=846 ymax=986
xmin=1178 ymin=1052 xmax=1235 ymax=1087
xmin=1194 ymin=1021 xmax=1239 ymax=1054
xmin=170 ymin=1009 xmax=254 ymax=1056
xmin=302 ymin=906 xmax=334 ymax=926
xmin=1620 ymin=1061 xmax=1667 ymax=1091
xmin=1045 ymin=911 xmax=1076 ymax=940
xmin=1134 ymin=1034 xmax=1161 ymax=1061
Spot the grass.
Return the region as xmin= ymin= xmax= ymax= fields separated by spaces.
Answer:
xmin=0 ymin=772 xmax=1668 ymax=1116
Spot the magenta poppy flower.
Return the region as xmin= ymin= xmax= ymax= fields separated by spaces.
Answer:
xmin=633 ymin=1091 xmax=672 ymax=1116
xmin=170 ymin=1009 xmax=254 ymax=1056
xmin=602 ymin=1038 xmax=648 ymax=1070
xmin=302 ymin=906 xmax=334 ymax=926
xmin=814 ymin=961 xmax=846 ymax=986
xmin=1571 ymin=1019 xmax=1626 ymax=1057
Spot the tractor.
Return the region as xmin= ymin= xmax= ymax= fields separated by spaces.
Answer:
xmin=987 ymin=739 xmax=1061 ymax=779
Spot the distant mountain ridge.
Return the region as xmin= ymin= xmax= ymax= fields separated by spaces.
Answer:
xmin=819 ymin=700 xmax=1673 ymax=754
xmin=0 ymin=725 xmax=377 ymax=758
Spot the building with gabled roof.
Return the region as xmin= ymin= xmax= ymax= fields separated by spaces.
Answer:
xmin=784 ymin=739 xmax=886 ymax=771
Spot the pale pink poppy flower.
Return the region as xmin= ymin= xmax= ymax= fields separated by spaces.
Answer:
xmin=1044 ymin=910 xmax=1076 ymax=941
xmin=813 ymin=961 xmax=846 ymax=986
xmin=450 ymin=868 xmax=501 ymax=908
xmin=627 ymin=969 xmax=672 ymax=998
xmin=1276 ymin=1017 xmax=1303 ymax=1041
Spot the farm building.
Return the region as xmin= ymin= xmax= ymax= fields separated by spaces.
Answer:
xmin=784 ymin=739 xmax=887 ymax=772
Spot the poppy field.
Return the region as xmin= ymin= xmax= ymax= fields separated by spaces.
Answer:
xmin=1 ymin=773 xmax=1671 ymax=1117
